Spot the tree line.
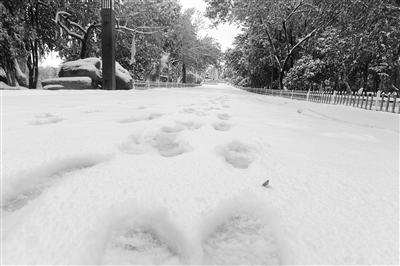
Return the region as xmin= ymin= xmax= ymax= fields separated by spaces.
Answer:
xmin=205 ymin=0 xmax=400 ymax=92
xmin=0 ymin=0 xmax=222 ymax=89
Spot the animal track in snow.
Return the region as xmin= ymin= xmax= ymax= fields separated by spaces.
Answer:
xmin=202 ymin=213 xmax=281 ymax=265
xmin=29 ymin=112 xmax=64 ymax=125
xmin=120 ymin=130 xmax=191 ymax=157
xmin=216 ymin=113 xmax=232 ymax=121
xmin=212 ymin=121 xmax=233 ymax=131
xmin=117 ymin=112 xmax=164 ymax=123
xmin=1 ymin=154 xmax=111 ymax=212
xmin=215 ymin=140 xmax=257 ymax=169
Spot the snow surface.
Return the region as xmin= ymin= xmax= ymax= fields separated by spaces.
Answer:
xmin=1 ymin=84 xmax=399 ymax=265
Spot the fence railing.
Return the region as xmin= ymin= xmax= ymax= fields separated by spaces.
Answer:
xmin=132 ymin=80 xmax=200 ymax=90
xmin=238 ymin=87 xmax=400 ymax=114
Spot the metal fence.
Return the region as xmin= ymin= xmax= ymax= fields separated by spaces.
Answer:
xmin=238 ymin=87 xmax=400 ymax=114
xmin=132 ymin=80 xmax=200 ymax=90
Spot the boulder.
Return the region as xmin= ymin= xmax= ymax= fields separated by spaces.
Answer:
xmin=58 ymin=58 xmax=132 ymax=90
xmin=59 ymin=57 xmax=102 ymax=83
xmin=42 ymin=77 xmax=95 ymax=90
xmin=116 ymin=62 xmax=132 ymax=90
xmin=43 ymin=84 xmax=65 ymax=90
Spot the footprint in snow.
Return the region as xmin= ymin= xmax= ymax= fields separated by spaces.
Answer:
xmin=120 ymin=130 xmax=191 ymax=157
xmin=175 ymin=120 xmax=202 ymax=130
xmin=212 ymin=121 xmax=234 ymax=131
xmin=100 ymin=211 xmax=186 ymax=265
xmin=29 ymin=112 xmax=64 ymax=125
xmin=195 ymin=110 xmax=210 ymax=116
xmin=81 ymin=109 xmax=103 ymax=114
xmin=201 ymin=200 xmax=282 ymax=265
xmin=202 ymin=214 xmax=281 ymax=265
xmin=181 ymin=107 xmax=197 ymax=114
xmin=160 ymin=124 xmax=186 ymax=133
xmin=152 ymin=133 xmax=191 ymax=157
xmin=117 ymin=112 xmax=164 ymax=123
xmin=216 ymin=113 xmax=232 ymax=121
xmin=215 ymin=140 xmax=257 ymax=169
xmin=1 ymin=154 xmax=111 ymax=212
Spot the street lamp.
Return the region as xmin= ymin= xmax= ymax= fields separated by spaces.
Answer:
xmin=101 ymin=0 xmax=116 ymax=90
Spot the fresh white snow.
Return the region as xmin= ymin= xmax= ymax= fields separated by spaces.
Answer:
xmin=1 ymin=84 xmax=399 ymax=265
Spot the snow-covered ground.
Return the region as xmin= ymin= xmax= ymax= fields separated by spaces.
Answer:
xmin=1 ymin=84 xmax=399 ymax=265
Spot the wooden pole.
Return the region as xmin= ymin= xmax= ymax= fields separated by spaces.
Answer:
xmin=101 ymin=0 xmax=116 ymax=90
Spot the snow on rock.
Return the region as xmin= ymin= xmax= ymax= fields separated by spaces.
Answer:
xmin=57 ymin=57 xmax=133 ymax=90
xmin=116 ymin=61 xmax=133 ymax=90
xmin=41 ymin=76 xmax=95 ymax=90
xmin=1 ymin=84 xmax=399 ymax=265
xmin=58 ymin=57 xmax=102 ymax=83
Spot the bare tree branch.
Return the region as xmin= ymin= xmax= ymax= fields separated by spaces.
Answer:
xmin=261 ymin=18 xmax=281 ymax=68
xmin=286 ymin=0 xmax=303 ymax=21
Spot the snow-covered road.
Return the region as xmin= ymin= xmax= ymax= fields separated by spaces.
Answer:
xmin=1 ymin=84 xmax=399 ymax=264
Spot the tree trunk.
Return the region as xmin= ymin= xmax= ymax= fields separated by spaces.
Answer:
xmin=27 ymin=39 xmax=39 ymax=89
xmin=279 ymin=68 xmax=284 ymax=90
xmin=5 ymin=60 xmax=17 ymax=86
xmin=270 ymin=67 xmax=274 ymax=89
xmin=27 ymin=55 xmax=34 ymax=89
xmin=182 ymin=62 xmax=186 ymax=83
xmin=373 ymin=73 xmax=380 ymax=92
xmin=14 ymin=59 xmax=28 ymax=87
xmin=80 ymin=38 xmax=87 ymax=59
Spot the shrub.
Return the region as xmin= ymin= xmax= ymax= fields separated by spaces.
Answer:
xmin=283 ymin=55 xmax=331 ymax=90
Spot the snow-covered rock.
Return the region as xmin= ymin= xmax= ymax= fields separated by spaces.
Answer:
xmin=58 ymin=58 xmax=132 ymax=90
xmin=41 ymin=77 xmax=95 ymax=90
xmin=116 ymin=62 xmax=132 ymax=90
xmin=59 ymin=57 xmax=102 ymax=83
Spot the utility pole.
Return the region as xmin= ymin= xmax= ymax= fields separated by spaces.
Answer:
xmin=101 ymin=0 xmax=116 ymax=90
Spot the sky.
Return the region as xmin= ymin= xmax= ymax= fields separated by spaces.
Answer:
xmin=40 ymin=0 xmax=239 ymax=67
xmin=2 ymin=84 xmax=399 ymax=264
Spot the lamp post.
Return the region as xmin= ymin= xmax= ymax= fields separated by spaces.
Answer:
xmin=101 ymin=0 xmax=116 ymax=90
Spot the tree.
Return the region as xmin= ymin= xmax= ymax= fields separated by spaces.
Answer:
xmin=205 ymin=0 xmax=324 ymax=89
xmin=206 ymin=0 xmax=400 ymax=92
xmin=166 ymin=8 xmax=222 ymax=83
xmin=0 ymin=0 xmax=63 ymax=89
